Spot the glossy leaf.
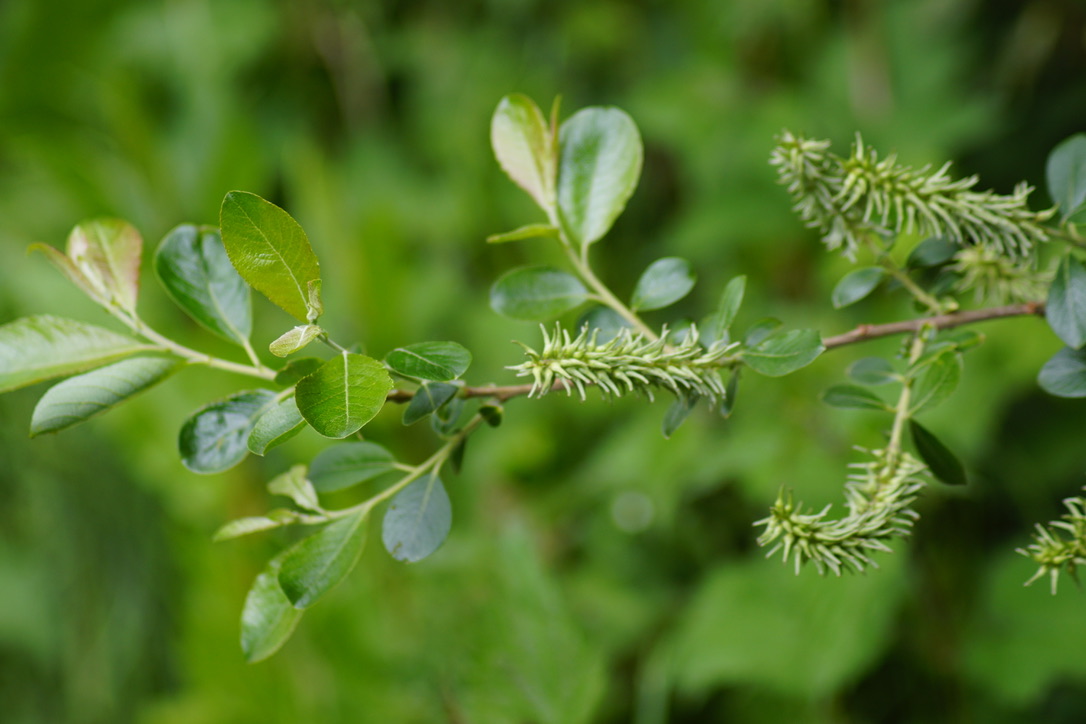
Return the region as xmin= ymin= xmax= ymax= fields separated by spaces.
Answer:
xmin=491 ymin=94 xmax=556 ymax=211
xmin=385 ymin=341 xmax=471 ymax=381
xmin=742 ymin=329 xmax=824 ymax=377
xmin=30 ymin=357 xmax=178 ymax=436
xmin=906 ymin=237 xmax=958 ymax=268
xmin=179 ymin=390 xmax=277 ymax=474
xmin=909 ymin=350 xmax=961 ymax=413
xmin=0 ymin=315 xmax=152 ymax=394
xmin=631 ymin=257 xmax=696 ymax=311
xmin=1038 ymin=347 xmax=1086 ymax=398
xmin=403 ymin=381 xmax=460 ymax=425
xmin=662 ymin=394 xmax=698 ymax=438
xmin=274 ymin=357 xmax=323 ymax=387
xmin=1046 ymin=254 xmax=1086 ymax=350
xmin=714 ymin=275 xmax=747 ymax=338
xmin=240 ymin=554 xmax=304 ymax=663
xmin=220 ymin=191 xmax=322 ymax=322
xmin=490 ymin=266 xmax=589 ymax=320
xmin=294 ymin=352 xmax=392 ymax=439
xmin=269 ymin=325 xmax=323 ymax=357
xmin=557 ymin=106 xmax=643 ymax=248
xmin=848 ymin=357 xmax=898 ymax=386
xmin=486 ymin=223 xmax=559 ymax=244
xmin=247 ymin=396 xmax=306 ymax=455
xmin=267 ymin=464 xmax=322 ymax=513
xmin=154 ymin=225 xmax=252 ymax=345
xmin=1046 ymin=133 xmax=1086 ymax=221
xmin=909 ymin=420 xmax=967 ymax=486
xmin=66 ymin=219 xmax=142 ymax=311
xmin=308 ymin=441 xmax=397 ymax=493
xmin=821 ymin=384 xmax=889 ymax=411
xmin=279 ymin=510 xmax=368 ymax=609
xmin=831 ymin=267 xmax=885 ymax=308
xmin=382 ymin=473 xmax=452 ymax=563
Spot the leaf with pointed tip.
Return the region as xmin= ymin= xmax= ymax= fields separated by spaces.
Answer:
xmin=831 ymin=267 xmax=885 ymax=308
xmin=1038 ymin=347 xmax=1086 ymax=398
xmin=240 ymin=554 xmax=304 ymax=663
xmin=269 ymin=325 xmax=323 ymax=357
xmin=220 ymin=191 xmax=321 ymax=322
xmin=267 ymin=464 xmax=321 ymax=512
xmin=487 ymin=224 xmax=559 ymax=244
xmin=490 ymin=266 xmax=589 ymax=320
xmin=154 ymin=225 xmax=252 ymax=345
xmin=386 ymin=341 xmax=471 ymax=382
xmin=662 ymin=394 xmax=698 ymax=438
xmin=294 ymin=352 xmax=391 ymax=439
xmin=909 ymin=420 xmax=967 ymax=486
xmin=382 ymin=473 xmax=452 ymax=563
xmin=821 ymin=384 xmax=889 ymax=411
xmin=1046 ymin=254 xmax=1086 ymax=350
xmin=713 ymin=275 xmax=747 ymax=339
xmin=403 ymin=381 xmax=460 ymax=425
xmin=214 ymin=509 xmax=300 ymax=541
xmin=30 ymin=357 xmax=178 ymax=436
xmin=65 ymin=219 xmax=142 ymax=311
xmin=742 ymin=329 xmax=824 ymax=377
xmin=491 ymin=94 xmax=556 ymax=211
xmin=279 ymin=511 xmax=368 ymax=608
xmin=179 ymin=390 xmax=277 ymax=473
xmin=309 ymin=441 xmax=397 ymax=493
xmin=0 ymin=315 xmax=153 ymax=394
xmin=248 ymin=396 xmax=306 ymax=455
xmin=631 ymin=257 xmax=696 ymax=311
xmin=1047 ymin=133 xmax=1086 ymax=221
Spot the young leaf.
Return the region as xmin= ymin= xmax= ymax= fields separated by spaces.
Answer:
xmin=308 ymin=441 xmax=397 ymax=493
xmin=491 ymin=94 xmax=556 ymax=211
xmin=831 ymin=267 xmax=885 ymax=308
xmin=714 ymin=275 xmax=747 ymax=337
xmin=909 ymin=350 xmax=962 ymax=414
xmin=382 ymin=473 xmax=452 ymax=563
xmin=1046 ymin=133 xmax=1086 ymax=221
xmin=385 ymin=341 xmax=472 ymax=381
xmin=240 ymin=554 xmax=304 ymax=663
xmin=179 ymin=390 xmax=277 ymax=474
xmin=909 ymin=420 xmax=967 ymax=486
xmin=662 ymin=394 xmax=698 ymax=438
xmin=847 ymin=357 xmax=898 ymax=386
xmin=154 ymin=225 xmax=252 ymax=345
xmin=742 ymin=329 xmax=824 ymax=377
xmin=557 ymin=107 xmax=643 ymax=249
xmin=294 ymin=352 xmax=392 ymax=439
xmin=631 ymin=257 xmax=696 ymax=311
xmin=486 ymin=224 xmax=559 ymax=244
xmin=489 ymin=266 xmax=589 ymax=320
xmin=278 ymin=510 xmax=368 ymax=609
xmin=274 ymin=357 xmax=324 ymax=387
xmin=28 ymin=243 xmax=101 ymax=302
xmin=0 ymin=315 xmax=153 ymax=394
xmin=431 ymin=395 xmax=465 ymax=437
xmin=269 ymin=325 xmax=323 ymax=357
xmin=1038 ymin=346 xmax=1086 ymax=398
xmin=402 ymin=381 xmax=460 ymax=425
xmin=214 ymin=511 xmax=300 ymax=541
xmin=267 ymin=464 xmax=322 ymax=513
xmin=906 ymin=237 xmax=958 ymax=268
xmin=1046 ymin=254 xmax=1086 ymax=350
xmin=821 ymin=384 xmax=889 ymax=411
xmin=66 ymin=219 xmax=142 ymax=312
xmin=247 ymin=396 xmax=306 ymax=455
xmin=220 ymin=191 xmax=321 ymax=322
xmin=30 ymin=357 xmax=178 ymax=436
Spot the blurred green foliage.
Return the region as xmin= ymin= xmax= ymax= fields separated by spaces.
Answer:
xmin=2 ymin=0 xmax=1086 ymax=721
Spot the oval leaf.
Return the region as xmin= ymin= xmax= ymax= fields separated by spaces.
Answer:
xmin=491 ymin=94 xmax=556 ymax=211
xmin=1046 ymin=254 xmax=1086 ymax=350
xmin=742 ymin=329 xmax=825 ymax=377
xmin=214 ymin=511 xmax=299 ymax=542
xmin=269 ymin=325 xmax=323 ymax=358
xmin=179 ymin=390 xmax=277 ymax=474
xmin=295 ymin=352 xmax=392 ymax=439
xmin=557 ymin=107 xmax=643 ymax=248
xmin=240 ymin=554 xmax=304 ymax=663
xmin=267 ymin=464 xmax=321 ymax=513
xmin=832 ymin=267 xmax=885 ymax=308
xmin=154 ymin=225 xmax=252 ymax=345
xmin=821 ymin=384 xmax=889 ymax=411
xmin=382 ymin=473 xmax=452 ymax=563
xmin=66 ymin=219 xmax=142 ymax=312
xmin=909 ymin=420 xmax=966 ymax=486
xmin=1038 ymin=346 xmax=1086 ymax=398
xmin=248 ymin=396 xmax=306 ymax=455
xmin=847 ymin=357 xmax=898 ymax=386
xmin=1046 ymin=133 xmax=1086 ymax=221
xmin=909 ymin=350 xmax=962 ymax=414
xmin=385 ymin=341 xmax=472 ymax=381
xmin=744 ymin=318 xmax=782 ymax=347
xmin=309 ymin=441 xmax=397 ymax=493
xmin=220 ymin=191 xmax=322 ymax=322
xmin=631 ymin=257 xmax=696 ymax=311
xmin=489 ymin=266 xmax=588 ymax=320
xmin=403 ymin=381 xmax=460 ymax=425
xmin=0 ymin=315 xmax=153 ymax=393
xmin=30 ymin=357 xmax=178 ymax=436
xmin=279 ymin=510 xmax=368 ymax=609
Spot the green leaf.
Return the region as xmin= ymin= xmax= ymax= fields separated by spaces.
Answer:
xmin=269 ymin=325 xmax=323 ymax=357
xmin=28 ymin=243 xmax=100 ymax=302
xmin=0 ymin=315 xmax=153 ymax=394
xmin=489 ymin=266 xmax=589 ymax=320
xmin=909 ymin=350 xmax=962 ymax=413
xmin=909 ymin=420 xmax=967 ymax=486
xmin=294 ymin=352 xmax=392 ymax=439
xmin=1046 ymin=133 xmax=1086 ymax=221
xmin=848 ymin=357 xmax=898 ymax=386
xmin=385 ymin=341 xmax=472 ymax=381
xmin=214 ymin=510 xmax=300 ymax=541
xmin=631 ymin=257 xmax=696 ymax=311
xmin=431 ymin=395 xmax=465 ymax=437
xmin=65 ymin=219 xmax=143 ymax=312
xmin=382 ymin=473 xmax=452 ymax=563
xmin=742 ymin=329 xmax=824 ymax=377
xmin=831 ymin=267 xmax=885 ymax=308
xmin=479 ymin=402 xmax=504 ymax=427
xmin=714 ymin=275 xmax=747 ymax=338
xmin=1038 ymin=346 xmax=1086 ymax=398
xmin=247 ymin=396 xmax=306 ymax=455
xmin=30 ymin=357 xmax=178 ymax=436
xmin=179 ymin=390 xmax=277 ymax=474
xmin=267 ymin=464 xmax=322 ymax=512
xmin=309 ymin=441 xmax=397 ymax=493
xmin=486 ymin=223 xmax=559 ymax=244
xmin=154 ymin=225 xmax=252 ymax=345
xmin=662 ymin=394 xmax=698 ymax=438
xmin=1046 ymin=254 xmax=1086 ymax=350
xmin=220 ymin=191 xmax=322 ymax=322
xmin=720 ymin=369 xmax=739 ymax=418
xmin=557 ymin=106 xmax=643 ymax=248
xmin=279 ymin=510 xmax=368 ymax=609
xmin=274 ymin=357 xmax=323 ymax=387
xmin=743 ymin=318 xmax=782 ymax=347
xmin=906 ymin=237 xmax=958 ymax=268
xmin=577 ymin=306 xmax=631 ymax=342
xmin=491 ymin=94 xmax=556 ymax=211
xmin=240 ymin=554 xmax=304 ymax=663
xmin=821 ymin=384 xmax=890 ymax=411
xmin=403 ymin=381 xmax=460 ymax=425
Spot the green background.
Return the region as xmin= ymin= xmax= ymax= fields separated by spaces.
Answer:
xmin=2 ymin=0 xmax=1086 ymax=721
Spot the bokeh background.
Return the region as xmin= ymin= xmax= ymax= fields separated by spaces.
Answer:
xmin=2 ymin=1 xmax=1086 ymax=721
